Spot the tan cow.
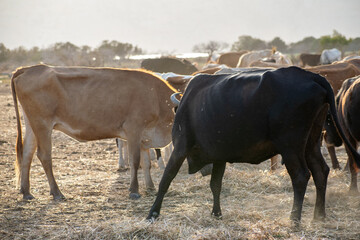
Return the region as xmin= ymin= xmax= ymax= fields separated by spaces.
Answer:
xmin=237 ymin=50 xmax=292 ymax=68
xmin=236 ymin=49 xmax=274 ymax=67
xmin=249 ymin=61 xmax=290 ymax=68
xmin=216 ymin=51 xmax=248 ymax=68
xmin=11 ymin=64 xmax=178 ymax=200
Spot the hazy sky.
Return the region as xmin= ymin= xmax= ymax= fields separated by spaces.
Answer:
xmin=1 ymin=0 xmax=359 ymax=53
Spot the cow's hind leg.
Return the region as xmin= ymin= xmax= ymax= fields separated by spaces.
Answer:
xmin=35 ymin=127 xmax=65 ymax=200
xmin=116 ymin=139 xmax=129 ymax=171
xmin=282 ymin=151 xmax=310 ymax=223
xmin=210 ymin=162 xmax=226 ymax=218
xmin=306 ymin=106 xmax=330 ymax=221
xmin=140 ymin=148 xmax=155 ymax=191
xmin=147 ymin=147 xmax=186 ymax=221
xmin=345 ymin=139 xmax=359 ymax=194
xmin=327 ymin=145 xmax=341 ymax=169
xmin=155 ymin=148 xmax=165 ymax=169
xmin=19 ymin=117 xmax=37 ymax=200
xmin=306 ymin=144 xmax=329 ymax=221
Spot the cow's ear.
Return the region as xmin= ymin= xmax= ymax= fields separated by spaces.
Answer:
xmin=173 ymin=106 xmax=178 ymax=113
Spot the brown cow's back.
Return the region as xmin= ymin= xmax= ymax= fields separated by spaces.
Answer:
xmin=217 ymin=51 xmax=248 ymax=68
xmin=306 ymin=59 xmax=360 ymax=94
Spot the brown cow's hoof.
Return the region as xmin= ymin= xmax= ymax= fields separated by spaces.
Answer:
xmin=146 ymin=187 xmax=156 ymax=192
xmin=348 ymin=189 xmax=359 ymax=196
xmin=312 ymin=216 xmax=326 ymax=223
xmin=53 ymin=194 xmax=66 ymax=201
xmin=117 ymin=167 xmax=129 ymax=172
xmin=23 ymin=193 xmax=35 ymax=200
xmin=129 ymin=193 xmax=141 ymax=200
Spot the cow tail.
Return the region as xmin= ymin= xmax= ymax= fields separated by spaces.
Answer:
xmin=314 ymin=74 xmax=360 ymax=168
xmin=11 ymin=68 xmax=25 ymax=186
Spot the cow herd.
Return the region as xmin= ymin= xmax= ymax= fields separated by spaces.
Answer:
xmin=10 ymin=48 xmax=360 ymax=225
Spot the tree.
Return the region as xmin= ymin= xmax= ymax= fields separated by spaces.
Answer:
xmin=11 ymin=46 xmax=28 ymax=64
xmin=52 ymin=42 xmax=80 ymax=65
xmin=319 ymin=30 xmax=352 ymax=52
xmin=231 ymin=35 xmax=267 ymax=51
xmin=268 ymin=37 xmax=287 ymax=52
xmin=287 ymin=36 xmax=321 ymax=54
xmin=96 ymin=40 xmax=144 ymax=66
xmin=27 ymin=47 xmax=42 ymax=63
xmin=345 ymin=37 xmax=360 ymax=53
xmin=0 ymin=43 xmax=10 ymax=62
xmin=192 ymin=40 xmax=228 ymax=58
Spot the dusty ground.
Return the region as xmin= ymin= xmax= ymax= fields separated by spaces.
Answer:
xmin=1 ymin=78 xmax=360 ymax=239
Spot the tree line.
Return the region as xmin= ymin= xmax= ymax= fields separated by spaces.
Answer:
xmin=0 ymin=40 xmax=143 ymax=71
xmin=1 ymin=30 xmax=359 ymax=72
xmin=194 ymin=30 xmax=360 ymax=56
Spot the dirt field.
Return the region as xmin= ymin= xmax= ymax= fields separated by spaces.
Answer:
xmin=1 ymin=78 xmax=360 ymax=239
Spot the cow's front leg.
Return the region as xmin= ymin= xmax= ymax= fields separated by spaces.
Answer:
xmin=147 ymin=148 xmax=186 ymax=221
xmin=210 ymin=162 xmax=226 ymax=218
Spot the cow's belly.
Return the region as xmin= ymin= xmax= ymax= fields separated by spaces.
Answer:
xmin=53 ymin=122 xmax=118 ymax=142
xmin=53 ymin=118 xmax=172 ymax=148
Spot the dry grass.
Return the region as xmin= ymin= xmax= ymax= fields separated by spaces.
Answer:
xmin=1 ymin=81 xmax=360 ymax=240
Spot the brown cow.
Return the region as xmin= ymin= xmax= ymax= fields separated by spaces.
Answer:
xmin=306 ymin=59 xmax=360 ymax=169
xmin=216 ymin=51 xmax=248 ymax=68
xmin=249 ymin=61 xmax=291 ymax=68
xmin=306 ymin=58 xmax=360 ymax=94
xmin=11 ymin=64 xmax=178 ymax=200
xmin=325 ymin=76 xmax=360 ymax=192
xmin=299 ymin=53 xmax=321 ymax=67
xmin=192 ymin=67 xmax=223 ymax=75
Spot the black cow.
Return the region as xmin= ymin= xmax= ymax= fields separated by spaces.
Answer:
xmin=141 ymin=57 xmax=198 ymax=75
xmin=324 ymin=76 xmax=360 ymax=193
xmin=147 ymin=67 xmax=360 ymax=223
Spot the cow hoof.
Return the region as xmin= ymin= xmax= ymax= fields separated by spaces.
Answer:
xmin=146 ymin=187 xmax=156 ymax=193
xmin=23 ymin=194 xmax=35 ymax=200
xmin=147 ymin=212 xmax=159 ymax=222
xmin=211 ymin=212 xmax=222 ymax=220
xmin=53 ymin=194 xmax=66 ymax=201
xmin=290 ymin=216 xmax=301 ymax=228
xmin=129 ymin=193 xmax=141 ymax=200
xmin=348 ymin=189 xmax=359 ymax=196
xmin=312 ymin=216 xmax=326 ymax=223
xmin=117 ymin=167 xmax=129 ymax=172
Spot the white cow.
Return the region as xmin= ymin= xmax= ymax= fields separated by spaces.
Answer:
xmin=320 ymin=48 xmax=341 ymax=65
